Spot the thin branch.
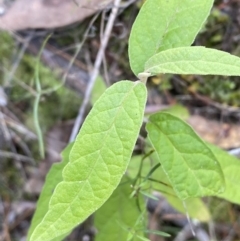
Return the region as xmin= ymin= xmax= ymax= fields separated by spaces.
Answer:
xmin=33 ymin=35 xmax=52 ymax=159
xmin=39 ymin=14 xmax=99 ymax=97
xmin=61 ymin=13 xmax=100 ymax=87
xmin=69 ymin=0 xmax=122 ymax=142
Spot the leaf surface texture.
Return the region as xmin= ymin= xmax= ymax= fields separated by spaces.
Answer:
xmin=145 ymin=47 xmax=240 ymax=76
xmin=129 ymin=0 xmax=213 ymax=75
xmin=146 ymin=113 xmax=224 ymax=199
xmin=30 ymin=81 xmax=147 ymax=241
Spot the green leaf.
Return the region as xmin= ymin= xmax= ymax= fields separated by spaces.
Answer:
xmin=128 ymin=154 xmax=211 ymax=222
xmin=29 ymin=81 xmax=147 ymax=241
xmin=94 ymin=176 xmax=144 ymax=241
xmin=145 ymin=47 xmax=240 ymax=76
xmin=208 ymin=144 xmax=240 ymax=205
xmin=144 ymin=230 xmax=171 ymax=238
xmin=128 ymin=0 xmax=214 ymax=75
xmin=146 ymin=112 xmax=224 ymax=200
xmin=27 ymin=143 xmax=73 ymax=241
xmin=139 ymin=191 xmax=159 ymax=201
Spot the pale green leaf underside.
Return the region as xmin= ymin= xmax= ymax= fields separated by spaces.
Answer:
xmin=145 ymin=47 xmax=240 ymax=76
xmin=27 ymin=144 xmax=73 ymax=241
xmin=30 ymin=81 xmax=147 ymax=241
xmin=146 ymin=113 xmax=224 ymax=200
xmin=208 ymin=144 xmax=240 ymax=205
xmin=128 ymin=0 xmax=214 ymax=75
xmin=95 ymin=176 xmax=143 ymax=241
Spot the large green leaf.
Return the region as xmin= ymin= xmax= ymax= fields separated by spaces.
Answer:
xmin=94 ymin=176 xmax=144 ymax=241
xmin=128 ymin=0 xmax=214 ymax=75
xmin=29 ymin=81 xmax=147 ymax=241
xmin=27 ymin=144 xmax=73 ymax=241
xmin=145 ymin=47 xmax=240 ymax=76
xmin=208 ymin=145 xmax=240 ymax=205
xmin=146 ymin=112 xmax=225 ymax=200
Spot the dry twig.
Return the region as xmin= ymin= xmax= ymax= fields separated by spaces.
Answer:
xmin=69 ymin=0 xmax=122 ymax=142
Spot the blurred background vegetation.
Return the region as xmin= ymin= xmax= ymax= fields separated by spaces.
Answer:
xmin=0 ymin=0 xmax=240 ymax=240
